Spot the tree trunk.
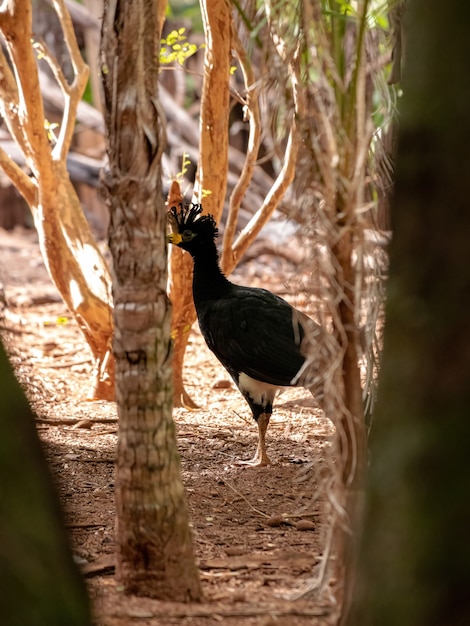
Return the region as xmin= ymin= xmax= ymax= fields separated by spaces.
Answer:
xmin=0 ymin=340 xmax=92 ymax=626
xmin=37 ymin=160 xmax=114 ymax=399
xmin=350 ymin=1 xmax=470 ymax=624
xmin=333 ymin=226 xmax=366 ymax=625
xmin=101 ymin=0 xmax=201 ymax=600
xmin=169 ymin=0 xmax=232 ymax=407
xmin=0 ymin=0 xmax=114 ymax=399
xmin=166 ymin=181 xmax=198 ymax=409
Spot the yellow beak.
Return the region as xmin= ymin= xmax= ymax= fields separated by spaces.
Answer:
xmin=167 ymin=232 xmax=183 ymax=245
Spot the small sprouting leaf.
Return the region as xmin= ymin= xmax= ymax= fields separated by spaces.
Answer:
xmin=174 ymin=152 xmax=192 ymax=181
xmin=32 ymin=40 xmax=46 ymax=60
xmin=44 ymin=119 xmax=59 ymax=143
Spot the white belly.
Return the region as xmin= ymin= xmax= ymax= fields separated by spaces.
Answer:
xmin=238 ymin=372 xmax=280 ymax=406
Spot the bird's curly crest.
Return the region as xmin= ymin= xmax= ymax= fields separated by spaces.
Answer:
xmin=168 ymin=203 xmax=218 ymax=239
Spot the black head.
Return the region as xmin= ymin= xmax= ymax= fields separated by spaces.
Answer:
xmin=167 ymin=203 xmax=218 ymax=254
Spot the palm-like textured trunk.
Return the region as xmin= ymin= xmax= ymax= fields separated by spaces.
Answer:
xmin=101 ymin=0 xmax=201 ymax=600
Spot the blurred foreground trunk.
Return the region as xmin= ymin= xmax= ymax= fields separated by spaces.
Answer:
xmin=350 ymin=1 xmax=470 ymax=624
xmin=0 ymin=340 xmax=92 ymax=626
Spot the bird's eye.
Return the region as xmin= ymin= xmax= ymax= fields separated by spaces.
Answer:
xmin=182 ymin=229 xmax=196 ymax=242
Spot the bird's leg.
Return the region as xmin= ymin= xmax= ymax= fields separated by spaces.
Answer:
xmin=255 ymin=412 xmax=271 ymax=466
xmin=238 ymin=412 xmax=271 ymax=467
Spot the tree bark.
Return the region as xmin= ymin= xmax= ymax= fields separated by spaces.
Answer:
xmin=101 ymin=0 xmax=201 ymax=600
xmin=166 ymin=181 xmax=198 ymax=409
xmin=350 ymin=1 xmax=470 ymax=624
xmin=0 ymin=340 xmax=92 ymax=626
xmin=168 ymin=0 xmax=232 ymax=407
xmin=333 ymin=226 xmax=366 ymax=625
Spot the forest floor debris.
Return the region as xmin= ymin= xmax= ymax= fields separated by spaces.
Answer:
xmin=1 ymin=227 xmax=337 ymax=625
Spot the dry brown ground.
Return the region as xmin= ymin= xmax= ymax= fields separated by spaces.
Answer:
xmin=0 ymin=227 xmax=337 ymax=626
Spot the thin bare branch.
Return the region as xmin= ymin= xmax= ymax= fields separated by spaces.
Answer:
xmin=229 ymin=115 xmax=300 ymax=273
xmin=221 ymin=25 xmax=262 ymax=273
xmin=0 ymin=3 xmax=51 ymax=174
xmin=34 ymin=38 xmax=71 ymax=97
xmin=0 ymin=145 xmax=37 ymax=207
xmin=52 ymin=0 xmax=88 ymax=83
xmin=228 ymin=53 xmax=303 ymax=274
xmin=50 ymin=0 xmax=89 ymax=161
xmin=0 ymin=42 xmax=30 ymax=158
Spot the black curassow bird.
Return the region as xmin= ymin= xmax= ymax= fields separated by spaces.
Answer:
xmin=167 ymin=203 xmax=323 ymax=467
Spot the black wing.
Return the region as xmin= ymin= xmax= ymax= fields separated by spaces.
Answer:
xmin=197 ymin=285 xmax=308 ymax=387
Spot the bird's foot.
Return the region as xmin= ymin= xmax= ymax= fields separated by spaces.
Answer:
xmin=236 ymin=453 xmax=271 ymax=468
xmin=236 ymin=415 xmax=272 ymax=467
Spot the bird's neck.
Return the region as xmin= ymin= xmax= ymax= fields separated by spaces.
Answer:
xmin=191 ymin=240 xmax=232 ymax=301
